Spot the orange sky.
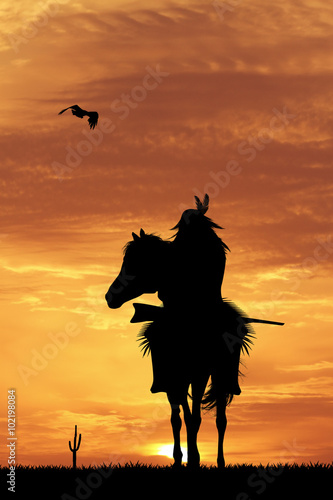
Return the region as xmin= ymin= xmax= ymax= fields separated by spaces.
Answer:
xmin=1 ymin=0 xmax=333 ymax=467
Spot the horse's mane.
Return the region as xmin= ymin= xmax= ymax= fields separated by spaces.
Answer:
xmin=122 ymin=211 xmax=229 ymax=258
xmin=123 ymin=233 xmax=168 ymax=255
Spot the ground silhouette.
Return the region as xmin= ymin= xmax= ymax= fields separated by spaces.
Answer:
xmin=1 ymin=462 xmax=331 ymax=500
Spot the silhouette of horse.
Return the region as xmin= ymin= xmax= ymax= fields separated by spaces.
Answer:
xmin=105 ymin=196 xmax=283 ymax=468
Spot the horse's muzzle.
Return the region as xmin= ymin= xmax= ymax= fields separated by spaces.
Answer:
xmin=105 ymin=292 xmax=121 ymax=309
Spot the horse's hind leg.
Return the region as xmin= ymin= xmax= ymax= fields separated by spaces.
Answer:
xmin=216 ymin=397 xmax=227 ymax=468
xmin=168 ymin=395 xmax=183 ymax=468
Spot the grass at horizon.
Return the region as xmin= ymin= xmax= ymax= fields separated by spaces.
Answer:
xmin=1 ymin=460 xmax=332 ymax=469
xmin=1 ymin=462 xmax=332 ymax=500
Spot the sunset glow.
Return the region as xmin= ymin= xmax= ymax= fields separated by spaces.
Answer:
xmin=157 ymin=444 xmax=188 ymax=463
xmin=1 ymin=0 xmax=332 ymax=468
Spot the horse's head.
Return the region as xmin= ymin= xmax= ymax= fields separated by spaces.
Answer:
xmin=105 ymin=229 xmax=167 ymax=309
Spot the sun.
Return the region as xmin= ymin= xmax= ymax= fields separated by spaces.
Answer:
xmin=157 ymin=444 xmax=188 ymax=462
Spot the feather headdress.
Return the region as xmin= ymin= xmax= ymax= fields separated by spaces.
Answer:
xmin=194 ymin=194 xmax=209 ymax=214
xmin=171 ymin=193 xmax=224 ymax=232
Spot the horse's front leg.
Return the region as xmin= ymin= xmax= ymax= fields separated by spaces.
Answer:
xmin=168 ymin=396 xmax=183 ymax=468
xmin=183 ymin=397 xmax=200 ymax=469
xmin=216 ymin=397 xmax=227 ymax=468
xmin=184 ymin=376 xmax=209 ymax=469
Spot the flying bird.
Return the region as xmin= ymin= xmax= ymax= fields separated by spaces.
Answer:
xmin=58 ymin=104 xmax=99 ymax=129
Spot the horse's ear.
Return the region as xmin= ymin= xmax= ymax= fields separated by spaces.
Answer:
xmin=132 ymin=232 xmax=140 ymax=241
xmin=140 ymin=228 xmax=146 ymax=238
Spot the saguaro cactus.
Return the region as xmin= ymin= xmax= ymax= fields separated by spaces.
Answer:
xmin=69 ymin=425 xmax=81 ymax=469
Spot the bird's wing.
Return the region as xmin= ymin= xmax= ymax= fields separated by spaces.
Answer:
xmin=87 ymin=111 xmax=99 ymax=130
xmin=58 ymin=104 xmax=83 ymax=115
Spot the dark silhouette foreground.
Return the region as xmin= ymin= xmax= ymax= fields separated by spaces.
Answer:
xmin=105 ymin=195 xmax=283 ymax=468
xmin=58 ymin=104 xmax=99 ymax=129
xmin=2 ymin=463 xmax=330 ymax=500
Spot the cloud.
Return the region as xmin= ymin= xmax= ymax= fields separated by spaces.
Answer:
xmin=3 ymin=262 xmax=106 ymax=280
xmin=279 ymin=361 xmax=333 ymax=373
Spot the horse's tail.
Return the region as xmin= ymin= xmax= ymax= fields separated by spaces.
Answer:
xmin=201 ymin=384 xmax=234 ymax=410
xmin=201 ymin=299 xmax=256 ymax=410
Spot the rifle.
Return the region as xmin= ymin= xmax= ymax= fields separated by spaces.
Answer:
xmin=130 ymin=302 xmax=284 ymax=326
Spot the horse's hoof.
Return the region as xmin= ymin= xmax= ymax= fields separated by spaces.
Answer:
xmin=172 ymin=461 xmax=182 ymax=470
xmin=186 ymin=461 xmax=200 ymax=471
